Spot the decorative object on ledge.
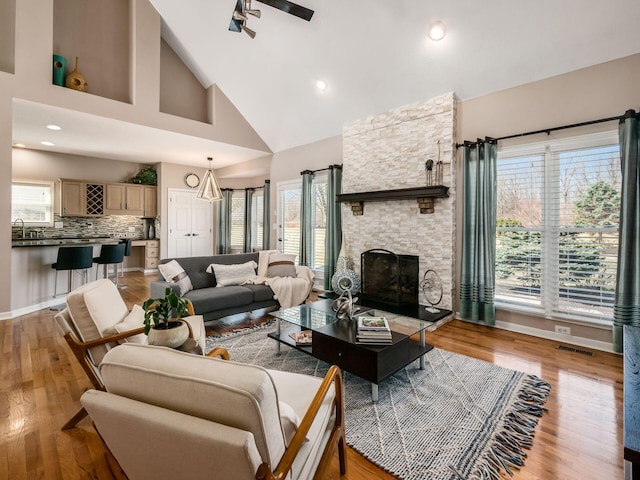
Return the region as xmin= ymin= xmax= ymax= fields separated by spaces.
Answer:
xmin=129 ymin=166 xmax=158 ymax=185
xmin=196 ymin=156 xmax=223 ymax=202
xmin=65 ymin=57 xmax=87 ymax=92
xmin=337 ymin=185 xmax=449 ymax=215
xmin=52 ymin=55 xmax=67 ymax=86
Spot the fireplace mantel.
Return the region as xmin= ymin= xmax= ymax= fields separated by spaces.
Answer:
xmin=337 ymin=185 xmax=449 ymax=215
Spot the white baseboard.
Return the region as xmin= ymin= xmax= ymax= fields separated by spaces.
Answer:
xmin=0 ymin=297 xmax=66 ymax=321
xmin=493 ymin=319 xmax=616 ymax=354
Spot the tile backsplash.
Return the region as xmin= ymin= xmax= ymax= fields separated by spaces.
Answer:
xmin=12 ymin=215 xmax=158 ymax=240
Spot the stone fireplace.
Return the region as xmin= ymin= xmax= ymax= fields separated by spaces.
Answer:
xmin=341 ymin=92 xmax=456 ymax=310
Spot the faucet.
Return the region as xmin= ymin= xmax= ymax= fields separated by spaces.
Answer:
xmin=13 ymin=219 xmax=25 ymax=239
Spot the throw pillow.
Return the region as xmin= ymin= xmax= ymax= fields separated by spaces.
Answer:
xmin=278 ymin=401 xmax=302 ymax=445
xmin=267 ymin=253 xmax=297 ymax=278
xmin=206 ymin=260 xmax=257 ymax=287
xmin=158 ymin=260 xmax=193 ymax=296
xmin=114 ymin=304 xmax=147 ymax=344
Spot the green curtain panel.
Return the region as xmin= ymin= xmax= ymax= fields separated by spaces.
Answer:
xmin=324 ymin=165 xmax=343 ymax=290
xmin=243 ymin=188 xmax=253 ymax=253
xmin=217 ymin=189 xmax=233 ymax=254
xmin=263 ymin=180 xmax=271 ymax=250
xmin=613 ymin=111 xmax=640 ymax=352
xmin=300 ymin=171 xmax=314 ymax=266
xmin=460 ymin=141 xmax=498 ymax=325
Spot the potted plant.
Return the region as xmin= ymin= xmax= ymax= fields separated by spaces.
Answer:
xmin=142 ymin=288 xmax=190 ymax=348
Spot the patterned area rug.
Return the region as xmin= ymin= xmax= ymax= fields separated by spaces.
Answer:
xmin=205 ymin=323 xmax=550 ymax=480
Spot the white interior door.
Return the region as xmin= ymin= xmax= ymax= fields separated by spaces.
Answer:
xmin=168 ymin=189 xmax=213 ymax=257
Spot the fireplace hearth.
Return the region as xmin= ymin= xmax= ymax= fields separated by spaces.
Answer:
xmin=360 ymin=249 xmax=419 ymax=307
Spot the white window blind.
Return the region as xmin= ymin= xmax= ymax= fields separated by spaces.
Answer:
xmin=496 ymin=132 xmax=620 ymax=325
xmin=12 ymin=181 xmax=54 ymax=225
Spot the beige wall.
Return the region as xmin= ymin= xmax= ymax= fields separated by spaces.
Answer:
xmin=0 ymin=73 xmax=15 ymax=317
xmin=268 ymin=135 xmax=343 ymax=249
xmin=12 ymin=148 xmax=145 ymax=183
xmin=160 ymin=39 xmax=208 ymax=123
xmin=456 ymin=53 xmax=640 ymax=350
xmin=0 ymin=0 xmax=15 ymax=74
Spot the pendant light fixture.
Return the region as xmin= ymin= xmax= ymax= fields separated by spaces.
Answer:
xmin=196 ymin=156 xmax=223 ymax=202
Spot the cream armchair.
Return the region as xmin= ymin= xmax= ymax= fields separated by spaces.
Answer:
xmin=81 ymin=343 xmax=346 ymax=480
xmin=54 ymin=279 xmax=222 ymax=430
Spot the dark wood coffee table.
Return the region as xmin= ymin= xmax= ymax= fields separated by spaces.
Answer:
xmin=268 ymin=299 xmax=451 ymax=401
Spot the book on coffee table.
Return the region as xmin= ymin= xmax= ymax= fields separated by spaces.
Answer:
xmin=357 ymin=316 xmax=390 ymax=331
xmin=289 ymin=330 xmax=313 ymax=345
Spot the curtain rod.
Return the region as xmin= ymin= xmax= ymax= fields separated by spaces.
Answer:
xmin=221 ymin=186 xmax=265 ymax=192
xmin=300 ymin=164 xmax=343 ymax=175
xmin=455 ymin=109 xmax=638 ymax=149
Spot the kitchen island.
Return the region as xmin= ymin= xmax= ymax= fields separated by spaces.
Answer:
xmin=10 ymin=236 xmax=157 ymax=316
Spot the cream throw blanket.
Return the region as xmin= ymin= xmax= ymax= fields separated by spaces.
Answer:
xmin=242 ymin=250 xmax=314 ymax=309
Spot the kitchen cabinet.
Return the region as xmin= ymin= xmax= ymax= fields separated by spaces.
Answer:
xmin=105 ymin=184 xmax=144 ymax=216
xmin=143 ymin=186 xmax=157 ymax=218
xmin=59 ymin=180 xmax=105 ymax=216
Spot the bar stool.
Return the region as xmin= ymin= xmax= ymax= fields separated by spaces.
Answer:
xmin=118 ymin=239 xmax=133 ymax=289
xmin=93 ymin=243 xmax=126 ymax=287
xmin=51 ymin=246 xmax=94 ymax=297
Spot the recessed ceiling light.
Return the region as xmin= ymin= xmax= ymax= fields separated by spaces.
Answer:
xmin=14 ymin=143 xmax=26 ymax=148
xmin=40 ymin=141 xmax=55 ymax=146
xmin=428 ymin=21 xmax=446 ymax=41
xmin=46 ymin=124 xmax=62 ymax=131
xmin=316 ymin=80 xmax=327 ymax=91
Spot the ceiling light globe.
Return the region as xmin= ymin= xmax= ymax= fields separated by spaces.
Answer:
xmin=46 ymin=124 xmax=62 ymax=131
xmin=316 ymin=80 xmax=327 ymax=91
xmin=428 ymin=21 xmax=446 ymax=41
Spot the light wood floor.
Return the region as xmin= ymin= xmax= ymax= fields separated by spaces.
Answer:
xmin=1 ymin=272 xmax=623 ymax=479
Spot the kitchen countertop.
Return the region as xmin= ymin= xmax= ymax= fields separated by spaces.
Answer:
xmin=11 ymin=236 xmax=123 ymax=248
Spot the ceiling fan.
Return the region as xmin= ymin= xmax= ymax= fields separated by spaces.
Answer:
xmin=229 ymin=0 xmax=314 ymax=39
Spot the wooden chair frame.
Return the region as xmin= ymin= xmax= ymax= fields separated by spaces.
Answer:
xmin=256 ymin=365 xmax=347 ymax=480
xmin=89 ymin=356 xmax=345 ymax=480
xmin=60 ymin=300 xmax=229 ymax=430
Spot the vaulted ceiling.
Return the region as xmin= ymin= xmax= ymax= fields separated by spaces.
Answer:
xmin=151 ymin=0 xmax=640 ymax=153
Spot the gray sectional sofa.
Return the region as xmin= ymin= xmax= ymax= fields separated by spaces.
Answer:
xmin=149 ymin=252 xmax=279 ymax=323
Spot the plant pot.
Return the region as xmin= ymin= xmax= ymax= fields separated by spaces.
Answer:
xmin=147 ymin=320 xmax=189 ymax=348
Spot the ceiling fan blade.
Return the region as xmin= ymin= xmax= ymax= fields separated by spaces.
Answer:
xmin=229 ymin=0 xmax=244 ymax=32
xmin=255 ymin=0 xmax=314 ymax=21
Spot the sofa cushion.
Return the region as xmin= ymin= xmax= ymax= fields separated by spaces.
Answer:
xmin=158 ymin=260 xmax=193 ymax=296
xmin=99 ymin=344 xmax=287 ymax=471
xmin=207 ymin=261 xmax=257 ymax=287
xmin=66 ymin=279 xmax=130 ymax=365
xmin=267 ymin=253 xmax=297 ymax=278
xmin=159 ymin=253 xmax=260 ymax=290
xmin=184 ymin=286 xmax=254 ymax=314
xmin=241 ymin=284 xmax=276 ymax=303
xmin=114 ymin=304 xmax=146 ymax=344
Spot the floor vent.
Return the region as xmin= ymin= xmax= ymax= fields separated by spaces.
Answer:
xmin=556 ymin=345 xmax=595 ymax=356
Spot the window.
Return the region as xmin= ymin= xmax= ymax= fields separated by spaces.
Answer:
xmin=495 ymin=131 xmax=620 ymax=325
xmin=251 ymin=190 xmax=264 ymax=251
xmin=277 ymin=174 xmax=328 ymax=275
xmin=230 ymin=192 xmax=245 ymax=251
xmin=278 ymin=181 xmax=301 ymax=260
xmin=12 ymin=181 xmax=54 ymax=226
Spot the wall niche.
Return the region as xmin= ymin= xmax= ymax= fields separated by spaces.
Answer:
xmin=53 ymin=0 xmax=131 ymax=103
